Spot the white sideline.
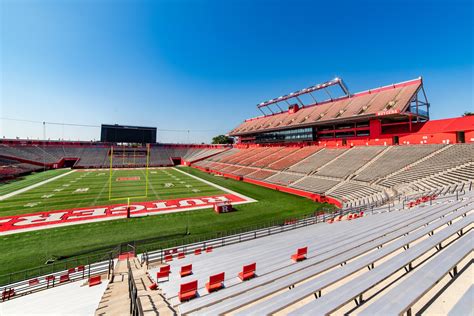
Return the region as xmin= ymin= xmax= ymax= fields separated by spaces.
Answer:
xmin=0 ymin=170 xmax=76 ymax=201
xmin=173 ymin=167 xmax=257 ymax=203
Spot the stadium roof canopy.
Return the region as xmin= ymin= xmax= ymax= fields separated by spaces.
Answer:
xmin=230 ymin=77 xmax=428 ymax=136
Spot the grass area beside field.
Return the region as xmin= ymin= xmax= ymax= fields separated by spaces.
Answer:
xmin=0 ymin=167 xmax=335 ymax=284
xmin=0 ymin=169 xmax=70 ymax=197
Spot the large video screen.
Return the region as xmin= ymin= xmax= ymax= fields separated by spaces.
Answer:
xmin=100 ymin=124 xmax=156 ymax=143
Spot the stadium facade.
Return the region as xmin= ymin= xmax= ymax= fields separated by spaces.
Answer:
xmin=229 ymin=77 xmax=473 ymax=146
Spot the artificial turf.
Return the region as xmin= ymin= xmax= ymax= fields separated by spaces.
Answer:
xmin=0 ymin=167 xmax=334 ymax=284
xmin=0 ymin=169 xmax=70 ymax=197
xmin=0 ymin=168 xmax=222 ymax=216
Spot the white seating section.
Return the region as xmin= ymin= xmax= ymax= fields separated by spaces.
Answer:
xmin=149 ymin=191 xmax=473 ymax=315
xmin=195 ymin=144 xmax=474 ymax=206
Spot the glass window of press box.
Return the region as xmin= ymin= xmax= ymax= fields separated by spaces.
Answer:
xmin=255 ymin=128 xmax=313 ymax=143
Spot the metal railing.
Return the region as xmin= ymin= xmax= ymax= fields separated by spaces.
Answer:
xmin=127 ymin=259 xmax=144 ymax=316
xmin=1 ymin=254 xmax=113 ymax=301
xmin=145 ymin=210 xmax=352 ymax=265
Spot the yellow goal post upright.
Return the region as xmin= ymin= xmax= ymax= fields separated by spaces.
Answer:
xmin=108 ymin=143 xmax=151 ymax=202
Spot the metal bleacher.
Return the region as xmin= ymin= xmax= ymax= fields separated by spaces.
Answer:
xmin=145 ymin=191 xmax=473 ymax=315
xmin=195 ymin=143 xmax=474 ymax=207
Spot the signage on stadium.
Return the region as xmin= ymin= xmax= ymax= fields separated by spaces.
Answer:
xmin=376 ymin=109 xmax=400 ymax=116
xmin=0 ymin=194 xmax=248 ymax=234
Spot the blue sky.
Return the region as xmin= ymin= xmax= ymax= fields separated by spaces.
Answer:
xmin=1 ymin=0 xmax=472 ymax=143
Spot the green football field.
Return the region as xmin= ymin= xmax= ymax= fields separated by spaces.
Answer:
xmin=0 ymin=168 xmax=223 ymax=217
xmin=0 ymin=167 xmax=334 ymax=284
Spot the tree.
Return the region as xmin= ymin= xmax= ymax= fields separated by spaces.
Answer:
xmin=212 ymin=135 xmax=234 ymax=144
xmin=463 ymin=111 xmax=473 ymax=116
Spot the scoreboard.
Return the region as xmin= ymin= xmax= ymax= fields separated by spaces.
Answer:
xmin=100 ymin=124 xmax=157 ymax=143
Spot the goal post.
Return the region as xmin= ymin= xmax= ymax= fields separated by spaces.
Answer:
xmin=108 ymin=144 xmax=151 ymax=201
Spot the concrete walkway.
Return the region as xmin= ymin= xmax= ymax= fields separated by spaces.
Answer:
xmin=95 ymin=257 xmax=175 ymax=316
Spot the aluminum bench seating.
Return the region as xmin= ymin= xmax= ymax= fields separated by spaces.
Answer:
xmin=179 ymin=201 xmax=469 ymax=314
xmin=359 ymin=232 xmax=473 ymax=316
xmin=265 ymin=172 xmax=304 ymax=186
xmin=287 ymin=216 xmax=473 ymax=316
xmin=316 ymin=146 xmax=385 ymax=179
xmin=246 ymin=169 xmax=276 ymax=180
xmin=195 ymin=204 xmax=471 ymax=315
xmin=163 ymin=210 xmax=406 ymax=302
xmin=288 ymin=148 xmax=348 ymax=174
xmin=267 ymin=146 xmax=322 ymax=170
xmin=172 ymin=200 xmax=458 ymax=298
xmin=167 ymin=202 xmax=440 ymax=299
xmin=291 ymin=176 xmax=340 ymax=194
xmin=447 ymin=285 xmax=473 ymax=316
xmin=354 ymin=145 xmax=444 ymax=182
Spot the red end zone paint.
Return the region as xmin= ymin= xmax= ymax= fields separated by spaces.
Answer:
xmin=0 ymin=194 xmax=246 ymax=234
xmin=116 ymin=176 xmax=141 ymax=181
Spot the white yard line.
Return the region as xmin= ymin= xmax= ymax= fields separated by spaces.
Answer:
xmin=172 ymin=167 xmax=257 ymax=203
xmin=0 ymin=170 xmax=76 ymax=201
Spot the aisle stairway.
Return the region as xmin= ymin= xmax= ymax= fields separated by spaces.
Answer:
xmin=95 ymin=256 xmax=175 ymax=315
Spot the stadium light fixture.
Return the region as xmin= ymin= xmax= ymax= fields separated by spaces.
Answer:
xmin=256 ymin=77 xmax=351 ymax=116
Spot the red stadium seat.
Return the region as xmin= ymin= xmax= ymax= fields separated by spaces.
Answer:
xmin=206 ymin=272 xmax=225 ymax=293
xmin=178 ymin=252 xmax=185 ymax=259
xmin=194 ymin=248 xmax=202 ymax=255
xmin=68 ymin=268 xmax=76 ymax=274
xmin=28 ymin=278 xmax=39 ymax=286
xmin=180 ymin=264 xmax=193 ymax=277
xmin=291 ymin=247 xmax=308 ymax=262
xmin=77 ymin=265 xmax=85 ymax=272
xmin=46 ymin=275 xmax=55 ymax=285
xmin=179 ymin=280 xmax=198 ymax=302
xmin=88 ymin=275 xmax=102 ymax=287
xmin=59 ymin=274 xmax=70 ymax=283
xmin=2 ymin=289 xmax=15 ymax=301
xmin=206 ymin=246 xmax=213 ymax=253
xmin=165 ymin=254 xmax=173 ymax=262
xmin=238 ymin=263 xmax=256 ymax=281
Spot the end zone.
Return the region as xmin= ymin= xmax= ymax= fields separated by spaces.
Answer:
xmin=0 ymin=193 xmax=255 ymax=235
